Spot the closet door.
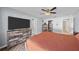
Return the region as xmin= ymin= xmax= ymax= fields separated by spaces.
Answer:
xmin=63 ymin=20 xmax=69 ymax=33
xmin=63 ymin=18 xmax=74 ymax=34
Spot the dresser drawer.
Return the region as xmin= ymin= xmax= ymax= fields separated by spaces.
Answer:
xmin=8 ymin=40 xmax=18 ymax=47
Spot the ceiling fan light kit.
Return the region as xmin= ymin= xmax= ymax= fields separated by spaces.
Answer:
xmin=45 ymin=12 xmax=51 ymax=15
xmin=41 ymin=7 xmax=56 ymax=16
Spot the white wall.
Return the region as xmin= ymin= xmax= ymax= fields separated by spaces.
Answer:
xmin=0 ymin=7 xmax=42 ymax=47
xmin=74 ymin=13 xmax=79 ymax=32
xmin=37 ymin=19 xmax=43 ymax=34
xmin=43 ymin=14 xmax=79 ymax=33
xmin=43 ymin=15 xmax=74 ymax=33
xmin=0 ymin=8 xmax=3 ymax=47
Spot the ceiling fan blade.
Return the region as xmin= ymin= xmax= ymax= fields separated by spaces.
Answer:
xmin=50 ymin=7 xmax=56 ymax=11
xmin=50 ymin=12 xmax=56 ymax=14
xmin=41 ymin=9 xmax=47 ymax=12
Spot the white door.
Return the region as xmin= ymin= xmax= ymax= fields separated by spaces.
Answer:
xmin=63 ymin=18 xmax=73 ymax=34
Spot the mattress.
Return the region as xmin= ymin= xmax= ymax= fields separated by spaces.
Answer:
xmin=26 ymin=32 xmax=79 ymax=51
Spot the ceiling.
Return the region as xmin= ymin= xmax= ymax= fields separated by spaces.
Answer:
xmin=10 ymin=7 xmax=79 ymax=19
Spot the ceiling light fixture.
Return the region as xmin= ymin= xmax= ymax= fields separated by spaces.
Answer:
xmin=44 ymin=12 xmax=51 ymax=15
xmin=41 ymin=7 xmax=56 ymax=16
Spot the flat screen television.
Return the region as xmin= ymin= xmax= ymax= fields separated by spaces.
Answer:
xmin=8 ymin=16 xmax=30 ymax=30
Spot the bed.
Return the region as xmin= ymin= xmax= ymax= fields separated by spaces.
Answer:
xmin=26 ymin=32 xmax=79 ymax=51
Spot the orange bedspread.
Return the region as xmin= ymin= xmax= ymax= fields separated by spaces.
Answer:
xmin=26 ymin=32 xmax=79 ymax=51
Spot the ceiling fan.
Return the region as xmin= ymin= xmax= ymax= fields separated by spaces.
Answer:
xmin=41 ymin=7 xmax=56 ymax=15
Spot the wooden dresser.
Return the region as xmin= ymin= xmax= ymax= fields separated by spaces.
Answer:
xmin=7 ymin=28 xmax=32 ymax=48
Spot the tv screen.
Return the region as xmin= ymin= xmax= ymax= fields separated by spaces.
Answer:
xmin=8 ymin=16 xmax=30 ymax=30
